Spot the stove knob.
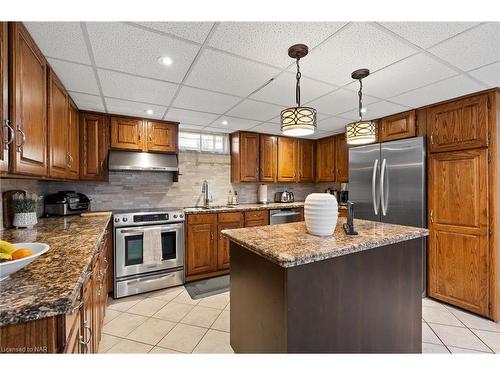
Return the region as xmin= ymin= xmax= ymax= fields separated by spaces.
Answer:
xmin=123 ymin=217 xmax=128 ymax=222
xmin=179 ymin=213 xmax=184 ymax=218
xmin=114 ymin=217 xmax=120 ymax=223
xmin=173 ymin=214 xmax=178 ymax=218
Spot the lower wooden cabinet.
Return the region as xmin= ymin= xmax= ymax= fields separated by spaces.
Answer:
xmin=244 ymin=210 xmax=269 ymax=227
xmin=217 ymin=212 xmax=244 ymax=270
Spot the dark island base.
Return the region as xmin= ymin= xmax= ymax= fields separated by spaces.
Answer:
xmin=230 ymin=238 xmax=423 ymax=353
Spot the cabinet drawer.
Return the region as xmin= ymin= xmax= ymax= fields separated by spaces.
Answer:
xmin=244 ymin=210 xmax=268 ymax=221
xmin=218 ymin=211 xmax=243 ymax=223
xmin=187 ymin=213 xmax=218 ymax=225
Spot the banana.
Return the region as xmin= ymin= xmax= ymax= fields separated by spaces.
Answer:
xmin=0 ymin=240 xmax=17 ymax=255
xmin=0 ymin=252 xmax=12 ymax=262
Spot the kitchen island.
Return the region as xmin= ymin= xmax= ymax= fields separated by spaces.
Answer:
xmin=222 ymin=218 xmax=428 ymax=353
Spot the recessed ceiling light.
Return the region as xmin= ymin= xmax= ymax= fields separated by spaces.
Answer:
xmin=158 ymin=56 xmax=173 ymax=66
xmin=360 ymin=107 xmax=367 ymax=114
xmin=145 ymin=109 xmax=154 ymax=115
xmin=221 ymin=120 xmax=228 ymax=126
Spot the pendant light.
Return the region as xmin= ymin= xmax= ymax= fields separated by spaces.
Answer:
xmin=280 ymin=44 xmax=317 ymax=137
xmin=345 ymin=69 xmax=376 ymax=145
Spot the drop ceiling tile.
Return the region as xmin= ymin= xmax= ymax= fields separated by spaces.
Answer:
xmin=249 ymin=123 xmax=282 ymax=136
xmin=316 ymin=116 xmax=350 ymax=132
xmin=390 ymin=75 xmax=486 ymax=108
xmin=215 ymin=116 xmax=261 ymax=130
xmin=467 ymin=61 xmax=500 ymax=87
xmin=47 ymin=58 xmax=99 ymax=95
xmin=69 ymin=92 xmax=104 ymax=112
xmin=133 ymin=22 xmax=214 ymax=43
xmin=86 ymin=22 xmax=200 ymax=83
xmin=173 ymin=86 xmax=241 ymax=113
xmin=179 ymin=123 xmax=205 ymax=131
xmin=379 ymin=22 xmax=479 ymax=48
xmin=166 ymin=108 xmax=219 ymax=126
xmin=225 ymin=99 xmax=283 ymax=122
xmin=185 ymin=49 xmax=280 ymax=96
xmin=429 ymin=23 xmax=500 ymax=71
xmin=340 ymin=100 xmax=410 ymax=121
xmin=302 ymin=131 xmax=333 ymax=140
xmin=267 ymin=112 xmax=330 ymax=124
xmin=98 ymin=69 xmax=178 ymax=106
xmin=105 ymin=98 xmax=166 ymax=119
xmin=250 ymin=72 xmax=336 ymax=106
xmin=209 ymin=22 xmax=346 ymax=68
xmin=306 ymin=88 xmax=379 ymax=116
xmin=300 ymin=22 xmax=417 ymax=86
xmin=344 ymin=53 xmax=457 ymax=99
xmin=202 ymin=126 xmax=234 ymax=134
xmin=24 ymin=22 xmax=90 ymax=64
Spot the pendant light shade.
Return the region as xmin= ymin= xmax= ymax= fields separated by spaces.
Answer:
xmin=280 ymin=44 xmax=316 ymax=137
xmin=345 ymin=69 xmax=376 ymax=146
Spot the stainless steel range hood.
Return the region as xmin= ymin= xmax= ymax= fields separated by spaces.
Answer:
xmin=108 ymin=150 xmax=179 ymax=172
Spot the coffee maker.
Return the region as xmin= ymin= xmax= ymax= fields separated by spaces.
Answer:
xmin=338 ymin=183 xmax=349 ymax=206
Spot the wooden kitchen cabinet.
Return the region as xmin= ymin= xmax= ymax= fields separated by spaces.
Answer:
xmin=186 ymin=214 xmax=218 ymax=276
xmin=379 ymin=110 xmax=416 ymax=142
xmin=67 ymin=100 xmax=79 ymax=179
xmin=217 ymin=212 xmax=244 ymax=270
xmin=110 ymin=116 xmax=144 ymax=151
xmin=9 ymin=22 xmax=48 ymax=176
xmin=297 ymin=139 xmax=314 ymax=182
xmin=0 ymin=22 xmax=8 ymax=172
xmin=315 ymin=136 xmax=335 ymax=182
xmin=259 ymin=134 xmax=277 ymax=182
xmin=427 ymin=94 xmax=489 ymax=153
xmin=277 ymin=136 xmax=297 ymax=182
xmin=335 ymin=133 xmax=349 ymax=182
xmin=428 ymin=149 xmax=490 ymax=317
xmin=80 ymin=112 xmax=109 ymax=181
xmin=47 ymin=68 xmax=69 ymax=179
xmin=244 ymin=210 xmax=269 ymax=227
xmin=146 ymin=121 xmax=177 ymax=153
xmin=231 ymin=131 xmax=260 ymax=182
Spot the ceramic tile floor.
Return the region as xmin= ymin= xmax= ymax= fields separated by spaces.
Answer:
xmin=100 ymin=286 xmax=499 ymax=354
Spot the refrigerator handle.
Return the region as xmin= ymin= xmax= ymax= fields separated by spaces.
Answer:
xmin=380 ymin=158 xmax=388 ymax=216
xmin=372 ymin=158 xmax=379 ymax=215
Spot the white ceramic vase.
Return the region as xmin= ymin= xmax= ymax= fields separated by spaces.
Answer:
xmin=13 ymin=212 xmax=38 ymax=229
xmin=304 ymin=193 xmax=338 ymax=236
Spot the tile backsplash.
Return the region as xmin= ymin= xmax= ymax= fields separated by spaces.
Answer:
xmin=0 ymin=152 xmax=341 ymax=225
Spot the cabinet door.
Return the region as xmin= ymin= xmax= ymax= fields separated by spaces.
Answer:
xmin=110 ymin=117 xmax=144 ymax=151
xmin=428 ymin=94 xmax=488 ymax=153
xmin=379 ymin=110 xmax=416 ymax=142
xmin=217 ymin=218 xmax=243 ymax=270
xmin=298 ymin=139 xmax=314 ymax=182
xmin=9 ymin=22 xmax=47 ymax=176
xmin=315 ymin=136 xmax=335 ymax=182
xmin=47 ymin=69 xmax=69 ymax=178
xmin=81 ymin=275 xmax=93 ymax=354
xmin=146 ymin=121 xmax=177 ymax=153
xmin=187 ymin=215 xmax=218 ymax=276
xmin=67 ymin=100 xmax=79 ymax=179
xmin=277 ymin=137 xmax=297 ymax=182
xmin=0 ymin=23 xmax=8 ymax=172
xmin=240 ymin=132 xmax=259 ymax=181
xmin=428 ymin=149 xmax=490 ymax=317
xmin=259 ymin=134 xmax=277 ymax=182
xmin=80 ymin=113 xmax=108 ymax=181
xmin=335 ymin=134 xmax=349 ymax=182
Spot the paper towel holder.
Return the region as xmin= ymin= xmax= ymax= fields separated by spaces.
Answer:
xmin=258 ymin=184 xmax=268 ymax=204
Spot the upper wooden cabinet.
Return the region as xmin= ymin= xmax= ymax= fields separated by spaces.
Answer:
xmin=0 ymin=23 xmax=8 ymax=173
xmin=146 ymin=121 xmax=177 ymax=153
xmin=379 ymin=110 xmax=416 ymax=142
xmin=428 ymin=94 xmax=489 ymax=153
xmin=47 ymin=69 xmax=69 ymax=179
xmin=315 ymin=136 xmax=335 ymax=182
xmin=110 ymin=117 xmax=144 ymax=151
xmin=297 ymin=139 xmax=314 ymax=182
xmin=335 ymin=134 xmax=348 ymax=182
xmin=231 ymin=131 xmax=259 ymax=182
xmin=277 ymin=137 xmax=297 ymax=182
xmin=9 ymin=22 xmax=48 ymax=176
xmin=67 ymin=100 xmax=79 ymax=179
xmin=80 ymin=112 xmax=109 ymax=181
xmin=259 ymin=134 xmax=277 ymax=182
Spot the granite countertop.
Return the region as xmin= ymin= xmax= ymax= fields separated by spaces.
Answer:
xmin=184 ymin=201 xmax=347 ymax=214
xmin=222 ymin=218 xmax=429 ymax=268
xmin=0 ymin=214 xmax=111 ymax=326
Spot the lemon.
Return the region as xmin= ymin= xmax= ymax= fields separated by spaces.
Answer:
xmin=0 ymin=252 xmax=12 ymax=262
xmin=0 ymin=240 xmax=17 ymax=255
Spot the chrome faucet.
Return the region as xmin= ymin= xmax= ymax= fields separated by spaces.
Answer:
xmin=202 ymin=180 xmax=210 ymax=208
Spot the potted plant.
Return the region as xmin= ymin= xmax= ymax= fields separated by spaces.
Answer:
xmin=12 ymin=192 xmax=38 ymax=229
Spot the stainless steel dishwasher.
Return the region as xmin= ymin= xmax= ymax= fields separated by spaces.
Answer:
xmin=269 ymin=207 xmax=302 ymax=225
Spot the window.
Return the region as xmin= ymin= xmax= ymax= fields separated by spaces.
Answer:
xmin=179 ymin=131 xmax=229 ymax=154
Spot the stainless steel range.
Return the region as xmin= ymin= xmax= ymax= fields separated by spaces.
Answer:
xmin=113 ymin=208 xmax=185 ymax=298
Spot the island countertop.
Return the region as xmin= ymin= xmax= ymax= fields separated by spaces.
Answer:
xmin=0 ymin=214 xmax=111 ymax=326
xmin=222 ymin=218 xmax=428 ymax=268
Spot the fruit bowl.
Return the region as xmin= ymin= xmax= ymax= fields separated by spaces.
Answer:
xmin=0 ymin=243 xmax=49 ymax=281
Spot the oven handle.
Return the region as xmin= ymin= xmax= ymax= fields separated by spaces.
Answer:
xmin=118 ymin=225 xmax=182 ymax=235
xmin=125 ymin=272 xmax=177 ymax=284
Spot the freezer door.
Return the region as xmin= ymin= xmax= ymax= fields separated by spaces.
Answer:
xmin=380 ymin=137 xmax=426 ymax=227
xmin=348 ymin=143 xmax=381 ymax=222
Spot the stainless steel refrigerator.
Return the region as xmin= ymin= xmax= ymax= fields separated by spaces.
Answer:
xmin=349 ymin=136 xmax=427 ymax=294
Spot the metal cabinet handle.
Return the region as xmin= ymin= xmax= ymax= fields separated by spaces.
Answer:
xmin=16 ymin=125 xmax=26 ymax=151
xmin=79 ymin=320 xmax=92 ymax=353
xmin=372 ymin=159 xmax=379 ymax=215
xmin=430 ymin=210 xmax=434 ymax=223
xmin=380 ymin=158 xmax=388 ymax=216
xmin=430 ymin=133 xmax=434 ymax=145
xmin=3 ymin=120 xmax=15 ymax=149
xmin=72 ymin=299 xmax=84 ymax=313
xmin=211 ymin=231 xmax=214 ymax=240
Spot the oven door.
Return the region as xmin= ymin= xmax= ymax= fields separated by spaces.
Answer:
xmin=115 ymin=223 xmax=184 ymax=278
